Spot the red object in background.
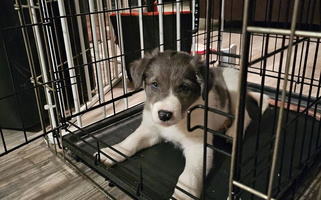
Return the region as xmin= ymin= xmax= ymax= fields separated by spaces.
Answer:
xmin=153 ymin=1 xmax=158 ymax=12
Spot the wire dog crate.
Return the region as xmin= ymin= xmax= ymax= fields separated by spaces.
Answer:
xmin=1 ymin=0 xmax=321 ymax=199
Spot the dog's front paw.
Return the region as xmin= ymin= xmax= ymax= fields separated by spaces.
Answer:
xmin=93 ymin=145 xmax=126 ymax=166
xmin=225 ymin=127 xmax=235 ymax=138
xmin=171 ymin=192 xmax=183 ymax=200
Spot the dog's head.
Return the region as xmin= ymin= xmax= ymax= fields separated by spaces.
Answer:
xmin=130 ymin=50 xmax=213 ymax=126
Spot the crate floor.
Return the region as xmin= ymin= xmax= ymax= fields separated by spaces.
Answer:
xmin=63 ymin=104 xmax=321 ymax=200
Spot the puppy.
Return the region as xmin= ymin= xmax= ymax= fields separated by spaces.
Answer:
xmin=94 ymin=50 xmax=269 ymax=199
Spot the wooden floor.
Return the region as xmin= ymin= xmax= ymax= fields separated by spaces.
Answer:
xmin=0 ymin=138 xmax=132 ymax=200
xmin=1 ymin=136 xmax=321 ymax=200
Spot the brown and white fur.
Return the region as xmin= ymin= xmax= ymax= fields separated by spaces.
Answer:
xmin=94 ymin=50 xmax=269 ymax=199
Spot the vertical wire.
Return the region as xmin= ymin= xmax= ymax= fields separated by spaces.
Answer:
xmin=138 ymin=0 xmax=145 ymax=57
xmin=314 ymin=51 xmax=321 ymax=148
xmin=266 ymin=0 xmax=300 ymax=198
xmin=138 ymin=0 xmax=146 ymax=103
xmin=122 ymin=0 xmax=129 ymax=8
xmin=300 ymin=0 xmax=318 ymax=162
xmin=38 ymin=0 xmax=59 ymax=152
xmin=259 ymin=3 xmax=273 ymax=194
xmin=202 ymin=1 xmax=212 ymax=198
xmin=251 ymin=0 xmax=272 ymax=193
xmin=229 ymin=0 xmax=251 ymax=199
xmin=209 ymin=0 xmax=215 ymax=63
xmin=158 ymin=0 xmax=164 ymax=52
xmin=176 ymin=0 xmax=181 ymax=51
xmin=74 ymin=1 xmax=92 ymax=102
xmin=88 ymin=0 xmax=106 ymax=118
xmin=276 ymin=0 xmax=292 ymax=190
xmin=29 ymin=0 xmax=57 ymax=120
xmin=66 ymin=1 xmax=87 ymax=108
xmin=191 ymin=0 xmax=196 ymax=55
xmin=50 ymin=0 xmax=71 ymax=115
xmin=14 ymin=0 xmax=46 ymax=138
xmin=307 ymin=39 xmax=319 ymax=157
xmin=100 ymin=0 xmax=117 ymax=115
xmin=227 ymin=0 xmax=233 ymax=65
xmin=288 ymin=40 xmax=300 ymax=178
xmin=298 ymin=40 xmax=311 ymax=165
xmin=97 ymin=0 xmax=112 ymax=87
xmin=218 ymin=0 xmax=224 ymax=57
xmin=0 ymin=127 xmax=6 ymax=153
xmin=29 ymin=0 xmax=58 ymax=143
xmin=0 ymin=23 xmax=11 ymax=152
xmin=57 ymin=0 xmax=82 ymax=127
xmin=106 ymin=0 xmax=118 ymax=77
xmin=115 ymin=0 xmax=129 ymax=109
xmin=40 ymin=0 xmax=67 ymax=130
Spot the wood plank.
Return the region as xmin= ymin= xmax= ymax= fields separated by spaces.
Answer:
xmin=0 ymin=138 xmax=131 ymax=200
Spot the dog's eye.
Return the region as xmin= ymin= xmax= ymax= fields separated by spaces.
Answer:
xmin=152 ymin=82 xmax=159 ymax=89
xmin=179 ymin=84 xmax=189 ymax=92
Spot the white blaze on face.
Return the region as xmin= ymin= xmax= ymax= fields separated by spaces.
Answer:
xmin=151 ymin=90 xmax=182 ymax=126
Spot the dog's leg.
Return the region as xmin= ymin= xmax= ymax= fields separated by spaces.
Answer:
xmin=226 ymin=92 xmax=270 ymax=139
xmin=225 ymin=110 xmax=251 ymax=139
xmin=95 ymin=123 xmax=161 ymax=166
xmin=172 ymin=143 xmax=214 ymax=200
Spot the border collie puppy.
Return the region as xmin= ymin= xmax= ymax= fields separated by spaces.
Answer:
xmin=95 ymin=50 xmax=269 ymax=199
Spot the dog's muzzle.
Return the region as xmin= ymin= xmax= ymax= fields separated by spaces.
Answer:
xmin=158 ymin=110 xmax=173 ymax=122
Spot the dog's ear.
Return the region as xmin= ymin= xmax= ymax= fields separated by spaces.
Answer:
xmin=130 ymin=49 xmax=159 ymax=89
xmin=192 ymin=56 xmax=213 ymax=100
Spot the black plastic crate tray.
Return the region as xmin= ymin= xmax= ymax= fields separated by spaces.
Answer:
xmin=62 ymin=103 xmax=321 ymax=200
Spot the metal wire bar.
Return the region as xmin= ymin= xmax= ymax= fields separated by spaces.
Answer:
xmin=65 ymin=89 xmax=143 ymax=120
xmin=248 ymin=37 xmax=307 ymax=66
xmin=313 ymin=48 xmax=321 ymax=149
xmin=229 ymin=0 xmax=252 ymax=199
xmin=247 ymin=27 xmax=321 ymax=39
xmin=97 ymin=0 xmax=112 ymax=87
xmin=176 ymin=0 xmax=181 ymax=51
xmin=74 ymin=1 xmax=92 ymax=102
xmin=248 ymin=62 xmax=321 ymax=89
xmin=306 ymin=40 xmax=320 ymax=158
xmin=29 ymin=0 xmax=58 ymax=137
xmin=13 ymin=0 xmax=47 ymax=140
xmin=106 ymin=0 xmax=118 ymax=77
xmin=187 ymin=105 xmax=235 ymax=141
xmin=0 ymin=127 xmax=7 ymax=153
xmin=88 ymin=0 xmax=107 ymax=118
xmin=298 ymin=40 xmax=313 ymax=165
xmin=191 ymin=0 xmax=196 ymax=55
xmin=256 ymin=5 xmax=276 ymax=195
xmin=114 ymin=0 xmax=129 ymax=109
xmin=218 ymin=0 xmax=224 ymax=55
xmin=0 ymin=128 xmax=57 ymax=157
xmin=233 ymin=181 xmax=276 ymax=200
xmin=201 ymin=0 xmax=213 ymax=197
xmin=101 ymin=1 xmax=118 ymax=116
xmin=57 ymin=0 xmax=82 ymax=127
xmin=158 ymin=0 xmax=164 ymax=52
xmin=138 ymin=0 xmax=145 ymax=57
xmin=207 ymin=143 xmax=231 ymax=157
xmin=275 ymin=34 xmax=295 ymax=195
xmin=267 ymin=0 xmax=301 ymax=199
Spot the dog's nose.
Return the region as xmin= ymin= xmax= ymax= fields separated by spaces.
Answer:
xmin=158 ymin=110 xmax=173 ymax=122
